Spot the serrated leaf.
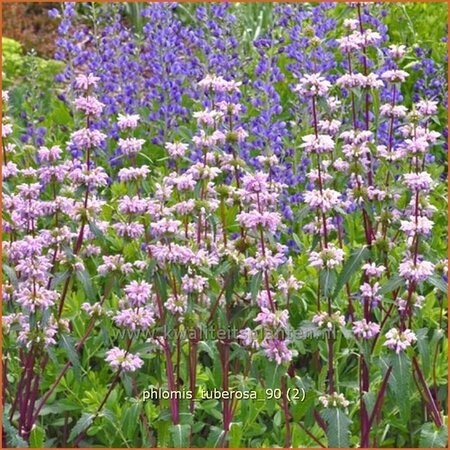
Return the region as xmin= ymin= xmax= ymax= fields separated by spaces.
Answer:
xmin=321 ymin=407 xmax=351 ymax=448
xmin=419 ymin=423 xmax=448 ymax=448
xmin=333 ymin=246 xmax=370 ymax=299
xmin=68 ymin=413 xmax=94 ymax=443
xmin=170 ymin=423 xmax=190 ymax=448
xmin=2 ymin=411 xmax=29 ymax=447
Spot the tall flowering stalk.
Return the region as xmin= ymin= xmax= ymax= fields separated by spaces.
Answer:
xmin=2 ymin=3 xmax=447 ymax=448
xmin=2 ymin=72 xmax=109 ymax=440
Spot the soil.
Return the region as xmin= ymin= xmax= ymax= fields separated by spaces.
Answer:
xmin=2 ymin=3 xmax=60 ymax=58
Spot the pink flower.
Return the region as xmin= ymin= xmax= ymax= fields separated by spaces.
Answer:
xmin=2 ymin=123 xmax=13 ymax=138
xmin=98 ymin=255 xmax=132 ymax=275
xmin=293 ymin=73 xmax=331 ymax=97
xmin=38 ymin=146 xmax=62 ymax=162
xmin=388 ymin=44 xmax=407 ymax=59
xmin=165 ymin=295 xmax=187 ymax=316
xmin=399 ymin=257 xmax=434 ymax=282
xmin=360 ymin=282 xmax=382 ymax=306
xmin=400 ymin=216 xmax=434 ymax=236
xmin=118 ymin=166 xmax=150 ymax=182
xmin=242 ymin=172 xmax=269 ymax=194
xmin=118 ymin=138 xmax=145 ymax=156
xmin=181 ymin=274 xmax=208 ymax=294
xmin=362 ymin=263 xmax=386 ymax=278
xmin=114 ymin=307 xmax=155 ymax=330
xmin=236 ymin=210 xmax=281 ymax=233
xmin=352 ymin=319 xmax=380 ymax=339
xmin=105 ymin=347 xmax=144 ymax=372
xmin=244 ymin=248 xmax=286 ymax=275
xmin=403 ymin=172 xmax=434 ymax=192
xmin=16 ymin=285 xmax=59 ymax=312
xmin=384 ymin=328 xmax=416 ymax=353
xmin=118 ymin=196 xmax=148 ymax=215
xmin=124 ymin=281 xmax=152 ymax=306
xmin=117 ymin=113 xmax=140 ymax=130
xmin=113 ymin=222 xmax=145 ymax=239
xmin=309 ymin=244 xmax=345 ymax=269
xmin=75 ymin=73 xmax=100 ymax=90
xmin=380 ymin=104 xmax=408 ymax=118
xmin=256 ymin=290 xmax=276 ymax=308
xmin=261 ymin=338 xmax=292 ymax=365
xmin=198 ymin=75 xmax=241 ymax=93
xmin=300 ymin=134 xmax=335 ymax=154
xmin=381 ymin=70 xmax=409 ymax=83
xmin=74 ymin=95 xmax=105 ymax=117
xmin=415 ymin=100 xmax=438 ymax=116
xmin=304 ymin=189 xmax=341 ymax=212
xmin=255 ymin=307 xmax=289 ymax=330
xmin=312 ymin=311 xmax=345 ymax=329
xmin=70 ymin=128 xmax=107 ymax=149
xmin=237 ymin=328 xmax=259 ymax=350
xmin=165 ymin=142 xmax=188 ymax=158
xmin=173 ymin=173 xmax=196 ymax=191
xmin=193 ymin=109 xmax=223 ymax=126
xmin=150 ymin=218 xmax=181 ymax=236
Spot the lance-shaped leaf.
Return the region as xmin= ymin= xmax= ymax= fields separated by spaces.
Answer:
xmin=333 ymin=246 xmax=370 ymax=299
xmin=321 ymin=407 xmax=352 ymax=448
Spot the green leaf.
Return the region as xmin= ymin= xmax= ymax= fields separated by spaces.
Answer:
xmin=121 ymin=403 xmax=141 ymax=441
xmin=170 ymin=424 xmax=190 ymax=448
xmin=296 ymin=320 xmax=324 ymax=340
xmin=29 ymin=425 xmax=45 ymax=448
xmin=416 ymin=328 xmax=431 ymax=377
xmin=333 ymin=246 xmax=370 ymax=299
xmin=320 ymin=269 xmax=337 ymax=298
xmin=50 ymin=99 xmax=72 ymax=126
xmin=198 ymin=341 xmax=216 ymax=360
xmin=206 ymin=426 xmax=225 ymax=447
xmin=389 ymin=352 xmax=411 ymax=421
xmin=2 ymin=264 xmax=18 ymax=288
xmin=68 ymin=413 xmax=95 ymax=443
xmin=2 ymin=410 xmax=29 ymax=447
xmin=419 ymin=423 xmax=448 ymax=448
xmin=321 ymin=407 xmax=352 ymax=448
xmin=250 ymin=272 xmax=262 ymax=302
xmin=229 ymin=422 xmax=243 ymax=448
xmin=379 ymin=275 xmax=404 ymax=295
xmin=264 ymin=360 xmax=283 ymax=390
xmin=60 ymin=334 xmax=81 ymax=378
xmin=292 ymin=233 xmax=303 ymax=250
xmin=428 ymin=274 xmax=448 ymax=294
xmin=75 ymin=270 xmax=97 ymax=300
